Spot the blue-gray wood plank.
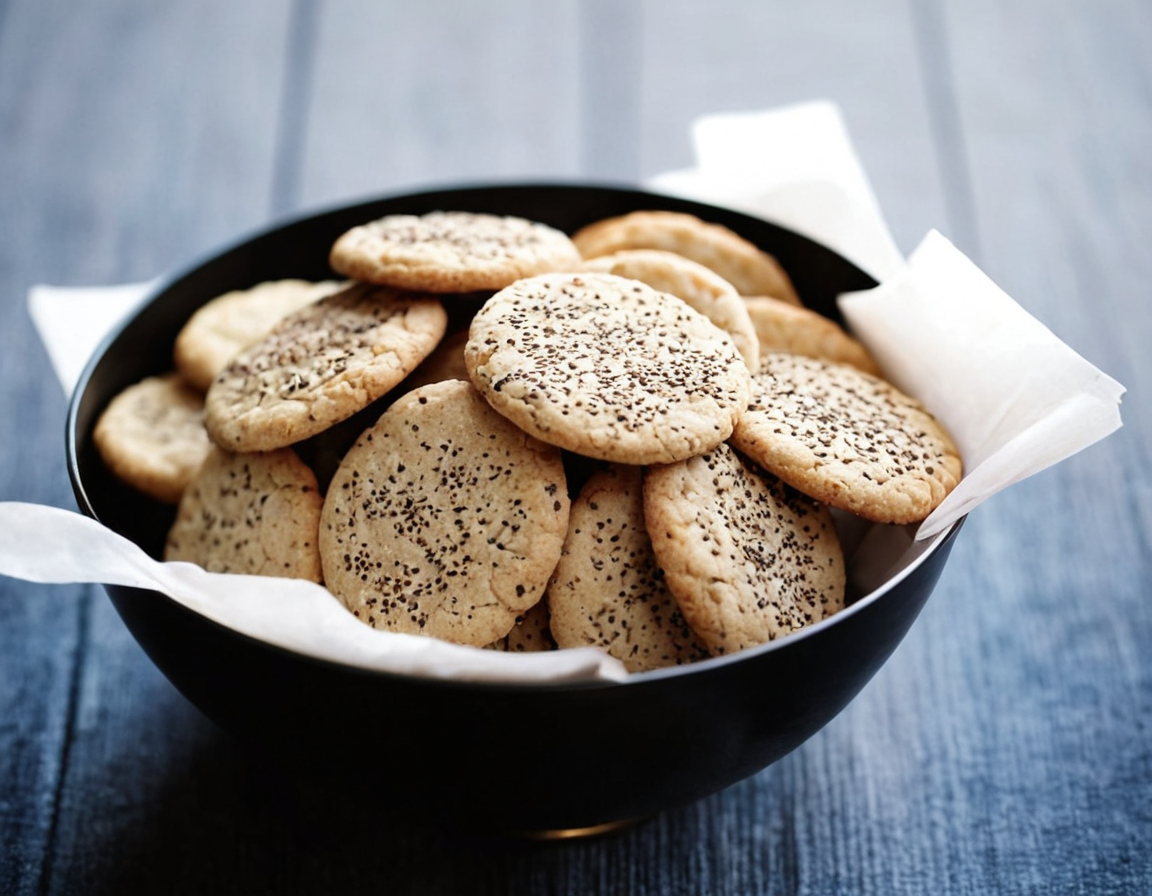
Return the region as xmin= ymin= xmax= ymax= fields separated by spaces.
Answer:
xmin=1 ymin=0 xmax=1149 ymax=893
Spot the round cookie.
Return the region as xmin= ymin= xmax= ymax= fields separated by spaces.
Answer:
xmin=644 ymin=443 xmax=845 ymax=656
xmin=329 ymin=210 xmax=582 ymax=293
xmin=547 ymin=464 xmax=711 ymax=673
xmin=164 ymin=445 xmax=323 ymax=581
xmin=743 ymin=296 xmax=881 ymax=376
xmin=174 ymin=279 xmax=344 ymax=391
xmin=571 ymin=210 xmax=801 ymax=304
xmin=204 ymin=282 xmax=447 ymax=453
xmin=730 ymin=354 xmax=963 ymax=525
xmin=398 ymin=328 xmax=471 ymax=394
xmin=465 ymin=272 xmax=751 ymax=465
xmin=582 ymin=249 xmax=759 ymax=370
xmin=319 ymin=379 xmax=570 ymax=647
xmin=486 ymin=599 xmax=556 ymax=653
xmin=93 ymin=372 xmax=213 ymax=504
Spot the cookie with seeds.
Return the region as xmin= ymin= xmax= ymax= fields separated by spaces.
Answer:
xmin=174 ymin=279 xmax=344 ymax=391
xmin=329 ymin=210 xmax=582 ymax=293
xmin=582 ymin=249 xmax=759 ymax=370
xmin=571 ymin=210 xmax=801 ymax=304
xmin=164 ymin=445 xmax=323 ymax=581
xmin=93 ymin=372 xmax=213 ymax=504
xmin=465 ymin=273 xmax=751 ymax=465
xmin=730 ymin=354 xmax=962 ymax=524
xmin=743 ymin=296 xmax=881 ymax=376
xmin=547 ymin=464 xmax=711 ymax=672
xmin=204 ymin=282 xmax=447 ymax=453
xmin=319 ymin=379 xmax=570 ymax=646
xmin=644 ymin=443 xmax=845 ymax=655
xmin=486 ymin=598 xmax=557 ymax=653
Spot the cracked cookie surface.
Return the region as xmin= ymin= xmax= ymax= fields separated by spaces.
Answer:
xmin=319 ymin=379 xmax=569 ymax=646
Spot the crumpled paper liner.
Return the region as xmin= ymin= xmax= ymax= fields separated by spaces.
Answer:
xmin=3 ymin=100 xmax=1124 ymax=683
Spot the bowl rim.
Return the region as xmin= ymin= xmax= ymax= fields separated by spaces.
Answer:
xmin=65 ymin=179 xmax=966 ymax=692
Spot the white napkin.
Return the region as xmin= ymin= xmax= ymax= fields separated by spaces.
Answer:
xmin=8 ymin=99 xmax=1124 ymax=683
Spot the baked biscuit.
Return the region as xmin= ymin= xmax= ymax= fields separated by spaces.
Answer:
xmin=730 ymin=354 xmax=962 ymax=524
xmin=743 ymin=296 xmax=881 ymax=376
xmin=174 ymin=279 xmax=344 ymax=391
xmin=547 ymin=464 xmax=711 ymax=672
xmin=330 ymin=210 xmax=582 ymax=293
xmin=465 ymin=273 xmax=751 ymax=465
xmin=204 ymin=282 xmax=446 ymax=452
xmin=319 ymin=379 xmax=570 ymax=647
xmin=398 ymin=328 xmax=471 ymax=394
xmin=164 ymin=446 xmax=323 ymax=581
xmin=571 ymin=210 xmax=800 ymax=304
xmin=486 ymin=599 xmax=556 ymax=653
xmin=93 ymin=372 xmax=213 ymax=504
xmin=644 ymin=443 xmax=845 ymax=655
xmin=582 ymin=249 xmax=759 ymax=370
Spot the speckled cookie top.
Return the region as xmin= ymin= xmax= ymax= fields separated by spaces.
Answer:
xmin=547 ymin=464 xmax=711 ymax=673
xmin=465 ymin=273 xmax=751 ymax=465
xmin=93 ymin=372 xmax=213 ymax=504
xmin=318 ymin=379 xmax=570 ymax=646
xmin=730 ymin=353 xmax=962 ymax=524
xmin=329 ymin=210 xmax=583 ymax=293
xmin=204 ymin=282 xmax=446 ymax=453
xmin=644 ymin=443 xmax=845 ymax=655
xmin=570 ymin=210 xmax=801 ymax=304
xmin=163 ymin=446 xmax=323 ymax=582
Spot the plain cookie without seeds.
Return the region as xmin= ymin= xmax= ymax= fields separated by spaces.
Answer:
xmin=174 ymin=279 xmax=344 ymax=392
xmin=465 ymin=273 xmax=751 ymax=465
xmin=93 ymin=372 xmax=213 ymax=504
xmin=329 ymin=210 xmax=583 ymax=293
xmin=204 ymin=282 xmax=447 ymax=453
xmin=163 ymin=445 xmax=323 ymax=581
xmin=571 ymin=210 xmax=801 ymax=304
xmin=319 ymin=379 xmax=570 ymax=647
xmin=547 ymin=464 xmax=711 ymax=673
xmin=644 ymin=443 xmax=845 ymax=656
xmin=582 ymin=249 xmax=760 ymax=371
xmin=743 ymin=296 xmax=881 ymax=376
xmin=730 ymin=353 xmax=963 ymax=525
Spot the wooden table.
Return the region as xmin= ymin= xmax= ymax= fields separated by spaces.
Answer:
xmin=2 ymin=2 xmax=1148 ymax=893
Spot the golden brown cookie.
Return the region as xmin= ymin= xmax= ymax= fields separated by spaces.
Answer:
xmin=329 ymin=210 xmax=582 ymax=293
xmin=486 ymin=599 xmax=556 ymax=653
xmin=571 ymin=210 xmax=800 ymax=304
xmin=93 ymin=372 xmax=213 ymax=504
xmin=743 ymin=296 xmax=881 ymax=376
xmin=398 ymin=328 xmax=471 ymax=394
xmin=582 ymin=249 xmax=759 ymax=370
xmin=465 ymin=273 xmax=751 ymax=465
xmin=644 ymin=443 xmax=845 ymax=656
xmin=547 ymin=464 xmax=711 ymax=673
xmin=164 ymin=446 xmax=323 ymax=581
xmin=730 ymin=354 xmax=963 ymax=524
xmin=319 ymin=379 xmax=570 ymax=646
xmin=174 ymin=279 xmax=344 ymax=392
xmin=204 ymin=282 xmax=446 ymax=453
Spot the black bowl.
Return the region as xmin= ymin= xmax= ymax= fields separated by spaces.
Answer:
xmin=67 ymin=183 xmax=964 ymax=833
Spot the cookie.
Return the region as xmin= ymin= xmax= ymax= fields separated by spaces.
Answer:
xmin=329 ymin=210 xmax=583 ymax=293
xmin=571 ymin=210 xmax=800 ymax=304
xmin=319 ymin=379 xmax=570 ymax=646
xmin=398 ymin=328 xmax=471 ymax=394
xmin=730 ymin=354 xmax=963 ymax=524
xmin=486 ymin=598 xmax=556 ymax=653
xmin=204 ymin=282 xmax=447 ymax=453
xmin=644 ymin=443 xmax=845 ymax=655
xmin=582 ymin=249 xmax=759 ymax=370
xmin=743 ymin=296 xmax=881 ymax=376
xmin=547 ymin=464 xmax=711 ymax=673
xmin=164 ymin=445 xmax=323 ymax=581
xmin=174 ymin=279 xmax=344 ymax=391
xmin=465 ymin=273 xmax=751 ymax=465
xmin=93 ymin=372 xmax=213 ymax=504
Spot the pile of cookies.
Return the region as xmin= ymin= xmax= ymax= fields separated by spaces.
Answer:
xmin=93 ymin=208 xmax=962 ymax=672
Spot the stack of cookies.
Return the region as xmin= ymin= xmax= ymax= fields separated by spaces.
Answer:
xmin=94 ymin=207 xmax=962 ymax=673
